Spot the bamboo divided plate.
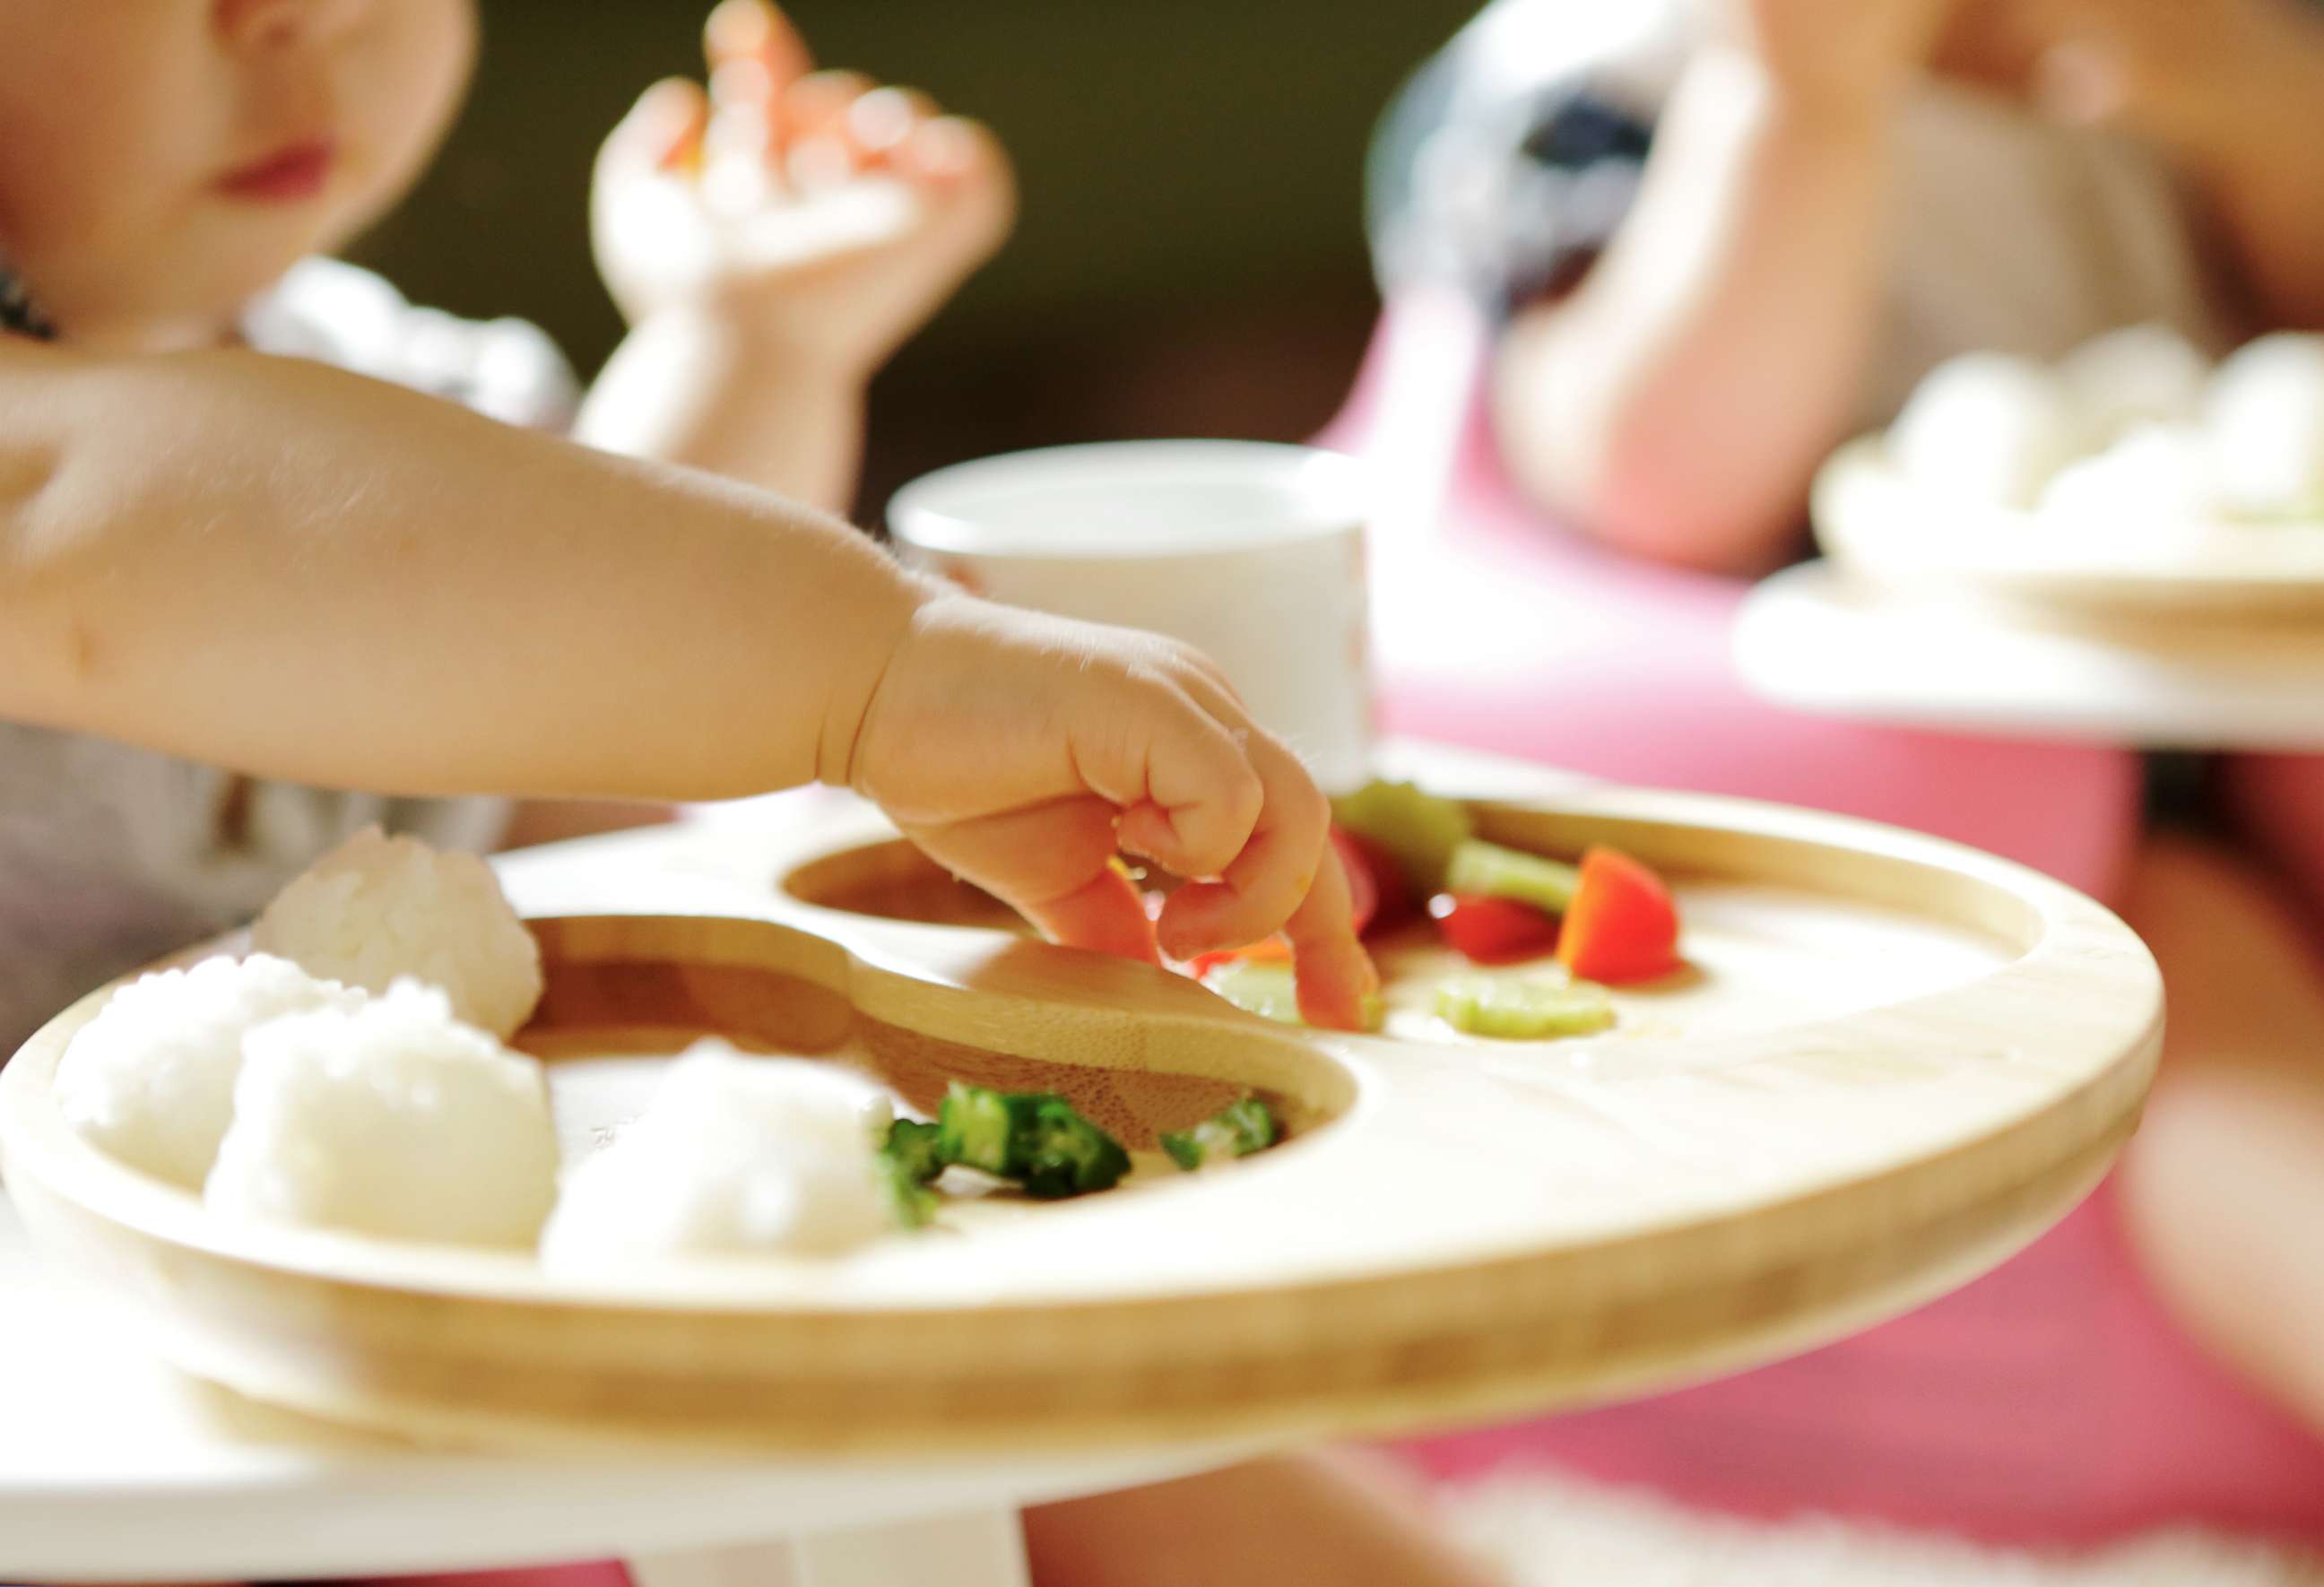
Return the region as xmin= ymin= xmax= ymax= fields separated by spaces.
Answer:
xmin=1815 ymin=437 xmax=2324 ymax=617
xmin=0 ymin=787 xmax=2162 ymax=1456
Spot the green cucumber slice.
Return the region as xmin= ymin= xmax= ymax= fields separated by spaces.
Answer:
xmin=1201 ymin=960 xmax=1383 ymax=1032
xmin=1435 ymin=974 xmax=1615 ymax=1040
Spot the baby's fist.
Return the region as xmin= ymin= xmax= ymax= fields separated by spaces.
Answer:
xmin=845 ymin=595 xmax=1378 ymax=1030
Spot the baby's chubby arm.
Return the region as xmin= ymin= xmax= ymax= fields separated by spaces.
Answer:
xmin=0 ymin=337 xmax=911 ymax=801
xmin=0 ymin=338 xmax=1373 ymax=1025
xmin=1492 ymin=0 xmax=1955 ymax=576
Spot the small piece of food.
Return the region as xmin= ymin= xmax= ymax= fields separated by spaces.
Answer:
xmin=2039 ymin=422 xmax=2219 ymax=530
xmin=1444 ymin=839 xmax=1581 ymax=915
xmin=879 ymin=1116 xmax=947 ymax=1227
xmin=1201 ymin=958 xmax=1384 ymax=1032
xmin=2059 ymin=323 xmax=2209 ymax=445
xmin=207 ymin=980 xmax=559 ymax=1247
xmin=1161 ymin=1097 xmax=1279 ymax=1171
xmin=877 ymin=1150 xmax=941 ymax=1229
xmin=935 ymin=1083 xmax=1131 ymax=1200
xmin=540 ymin=1042 xmax=899 ymax=1268
xmin=1202 ymin=958 xmax=1303 ymax=1024
xmin=1435 ymin=974 xmax=1615 ymax=1040
xmin=1557 ymin=847 xmax=1682 ymax=984
xmin=2203 ymin=332 xmax=2324 ymax=519
xmin=53 ymin=954 xmax=362 ymax=1190
xmin=1329 ymin=781 xmax=1475 ymax=895
xmin=1888 ymin=352 xmax=2083 ymax=509
xmin=254 ymin=827 xmax=544 ymax=1040
xmin=884 ymin=1116 xmax=945 ymax=1185
xmin=1184 ymin=936 xmax=1293 ymax=977
xmin=1428 ymin=892 xmax=1561 ymax=966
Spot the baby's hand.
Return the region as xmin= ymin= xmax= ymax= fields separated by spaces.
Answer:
xmin=844 ymin=595 xmax=1379 ymax=1031
xmin=593 ymin=0 xmax=1015 ymax=377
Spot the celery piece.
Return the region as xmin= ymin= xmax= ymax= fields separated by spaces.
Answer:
xmin=1444 ymin=839 xmax=1581 ymax=914
xmin=1330 ymin=780 xmax=1475 ymax=894
xmin=1435 ymin=975 xmax=1615 ymax=1040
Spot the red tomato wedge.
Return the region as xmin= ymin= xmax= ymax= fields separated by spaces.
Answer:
xmin=1184 ymin=827 xmax=1392 ymax=976
xmin=1557 ymin=846 xmax=1681 ymax=984
xmin=1427 ymin=892 xmax=1561 ymax=965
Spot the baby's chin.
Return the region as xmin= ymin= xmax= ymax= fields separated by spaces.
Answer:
xmin=177 ymin=202 xmax=375 ymax=326
xmin=54 ymin=247 xmax=329 ymax=350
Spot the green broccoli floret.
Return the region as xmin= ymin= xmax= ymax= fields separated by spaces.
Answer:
xmin=934 ymin=1084 xmax=1034 ymax=1176
xmin=935 ymin=1083 xmax=1131 ymax=1199
xmin=1019 ymin=1097 xmax=1133 ymax=1199
xmin=1161 ymin=1097 xmax=1280 ymax=1171
xmin=876 ymin=1148 xmax=941 ymax=1228
xmin=884 ymin=1117 xmax=945 ymax=1185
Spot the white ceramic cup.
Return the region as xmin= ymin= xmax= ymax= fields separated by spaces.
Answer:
xmin=887 ymin=441 xmax=1376 ymax=793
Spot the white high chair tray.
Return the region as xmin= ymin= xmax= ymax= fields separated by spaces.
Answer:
xmin=0 ymin=1190 xmax=1237 ymax=1582
xmin=1 ymin=776 xmax=2161 ymax=1463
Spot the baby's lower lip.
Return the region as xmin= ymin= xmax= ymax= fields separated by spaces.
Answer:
xmin=217 ymin=141 xmax=337 ymax=202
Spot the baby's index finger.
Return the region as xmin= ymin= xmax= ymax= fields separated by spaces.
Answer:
xmin=1283 ymin=838 xmax=1381 ymax=1032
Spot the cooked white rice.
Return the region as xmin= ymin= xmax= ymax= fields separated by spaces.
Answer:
xmin=252 ymin=826 xmax=543 ymax=1040
xmin=53 ymin=953 xmax=360 ymax=1189
xmin=2204 ymin=332 xmax=2324 ymax=519
xmin=1889 ymin=352 xmax=2084 ymax=510
xmin=540 ymin=1040 xmax=897 ymax=1269
xmin=205 ymin=979 xmax=558 ymax=1246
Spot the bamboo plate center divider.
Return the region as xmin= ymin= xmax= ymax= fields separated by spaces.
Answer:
xmin=0 ymin=786 xmax=2162 ymax=1453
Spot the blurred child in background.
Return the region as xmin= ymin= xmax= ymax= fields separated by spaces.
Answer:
xmin=1360 ymin=0 xmax=2324 ymax=1574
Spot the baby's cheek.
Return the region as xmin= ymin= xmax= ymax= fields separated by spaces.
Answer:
xmin=0 ymin=9 xmax=213 ymax=262
xmin=330 ymin=0 xmax=476 ymax=239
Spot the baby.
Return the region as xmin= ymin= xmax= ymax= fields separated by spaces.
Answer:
xmin=0 ymin=4 xmax=1511 ymax=1585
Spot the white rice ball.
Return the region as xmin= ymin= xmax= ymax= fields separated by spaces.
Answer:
xmin=205 ymin=980 xmax=559 ymax=1247
xmin=2203 ymin=332 xmax=2324 ymax=518
xmin=2038 ymin=423 xmax=2220 ymax=532
xmin=53 ymin=954 xmax=361 ymax=1190
xmin=540 ymin=1041 xmax=897 ymax=1270
xmin=2058 ymin=324 xmax=2211 ymax=445
xmin=253 ymin=827 xmax=543 ymax=1040
xmin=1888 ymin=353 xmax=2086 ymax=510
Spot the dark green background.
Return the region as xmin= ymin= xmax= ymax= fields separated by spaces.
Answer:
xmin=349 ymin=2 xmax=1475 ymax=518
